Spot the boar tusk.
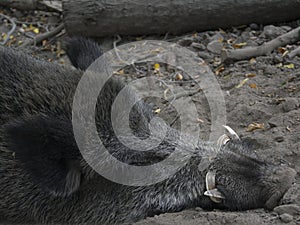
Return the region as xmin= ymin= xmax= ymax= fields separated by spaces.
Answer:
xmin=217 ymin=134 xmax=230 ymax=148
xmin=204 ymin=189 xmax=225 ymax=199
xmin=205 ymin=171 xmax=224 ymax=203
xmin=205 ymin=171 xmax=216 ymax=190
xmin=223 ymin=125 xmax=240 ymax=140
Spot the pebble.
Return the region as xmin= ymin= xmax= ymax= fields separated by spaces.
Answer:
xmin=240 ymin=31 xmax=251 ymax=42
xmin=207 ymin=40 xmax=223 ymax=54
xmin=274 ymin=204 xmax=300 ymax=216
xmin=279 ymin=213 xmax=293 ymax=223
xmin=250 ymin=23 xmax=260 ymax=30
xmin=209 ymin=33 xmax=224 ymax=42
xmin=198 ymin=51 xmax=213 ymax=60
xmin=273 ymin=55 xmax=283 ymax=64
xmin=263 ymin=25 xmax=286 ymax=39
xmin=178 ymin=37 xmax=194 ymax=46
xmin=191 ymin=42 xmax=206 ymax=50
xmin=246 ymin=40 xmax=259 ymax=47
xmin=263 ymin=65 xmax=276 ymax=75
xmin=281 ymin=26 xmax=292 ymax=32
xmin=281 ymin=98 xmax=299 ymax=113
xmin=195 ymin=207 xmax=203 ymax=212
xmin=274 ymin=136 xmax=284 ymax=143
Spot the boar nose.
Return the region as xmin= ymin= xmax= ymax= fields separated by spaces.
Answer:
xmin=264 ymin=166 xmax=296 ymax=210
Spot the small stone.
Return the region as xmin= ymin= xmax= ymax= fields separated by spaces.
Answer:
xmin=274 ymin=136 xmax=284 ymax=143
xmin=281 ymin=98 xmax=299 ymax=113
xmin=48 ymin=16 xmax=60 ymax=24
xmin=207 ymin=40 xmax=223 ymax=54
xmin=274 ymin=204 xmax=300 ymax=216
xmin=198 ymin=51 xmax=213 ymax=60
xmin=263 ymin=65 xmax=276 ymax=75
xmin=246 ymin=40 xmax=258 ymax=47
xmin=178 ymin=37 xmax=194 ymax=46
xmin=191 ymin=42 xmax=206 ymax=50
xmin=268 ymin=119 xmax=278 ymax=128
xmin=250 ymin=23 xmax=260 ymax=30
xmin=281 ymin=26 xmax=292 ymax=32
xmin=241 ymin=31 xmax=251 ymax=42
xmin=273 ymin=55 xmax=283 ymax=64
xmin=13 ymin=10 xmax=24 ymax=18
xmin=263 ymin=25 xmax=286 ymax=39
xmin=279 ymin=213 xmax=293 ymax=223
xmin=209 ymin=33 xmax=224 ymax=42
xmin=195 ymin=207 xmax=203 ymax=212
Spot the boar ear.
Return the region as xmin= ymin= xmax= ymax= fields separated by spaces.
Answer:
xmin=4 ymin=115 xmax=82 ymax=197
xmin=65 ymin=37 xmax=103 ymax=71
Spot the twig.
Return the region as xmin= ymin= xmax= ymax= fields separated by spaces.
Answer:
xmin=113 ymin=35 xmax=128 ymax=64
xmin=0 ymin=13 xmax=17 ymax=46
xmin=21 ymin=23 xmax=64 ymax=47
xmin=165 ymin=88 xmax=202 ymax=102
xmin=153 ymin=78 xmax=176 ymax=105
xmin=169 ymin=114 xmax=180 ymax=127
xmin=222 ymin=26 xmax=300 ymax=64
xmin=287 ymin=46 xmax=300 ymax=59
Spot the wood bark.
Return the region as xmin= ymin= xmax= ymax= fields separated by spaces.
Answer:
xmin=63 ymin=0 xmax=300 ymax=37
xmin=0 ymin=0 xmax=62 ymax=12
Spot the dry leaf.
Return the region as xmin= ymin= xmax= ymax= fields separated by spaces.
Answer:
xmin=278 ymin=47 xmax=286 ymax=54
xmin=249 ymin=83 xmax=257 ymax=89
xmin=227 ymin=39 xmax=234 ymax=44
xmin=175 ymin=73 xmax=183 ymax=81
xmin=233 ymin=42 xmax=247 ymax=49
xmin=154 ymin=108 xmax=161 ymax=114
xmin=282 ymin=50 xmax=289 ymax=57
xmin=114 ymin=69 xmax=125 ymax=75
xmin=284 ymin=64 xmax=295 ymax=69
xmin=164 ymin=88 xmax=170 ymax=99
xmin=215 ymin=65 xmax=225 ymax=75
xmin=236 ymin=78 xmax=249 ymax=89
xmin=136 ymin=37 xmax=144 ymax=41
xmin=154 ymin=63 xmax=160 ymax=71
xmin=245 ymin=73 xmax=256 ymax=78
xmin=197 ymin=118 xmax=204 ymax=123
xmin=42 ymin=40 xmax=47 ymax=46
xmin=249 ymin=58 xmax=257 ymax=64
xmin=246 ymin=123 xmax=265 ymax=132
xmin=276 ymin=63 xmax=283 ymax=68
xmin=33 ymin=28 xmax=39 ymax=34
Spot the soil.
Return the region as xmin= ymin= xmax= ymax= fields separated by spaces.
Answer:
xmin=0 ymin=7 xmax=300 ymax=225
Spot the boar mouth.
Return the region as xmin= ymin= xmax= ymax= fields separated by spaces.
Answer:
xmin=204 ymin=125 xmax=240 ymax=203
xmin=204 ymin=171 xmax=225 ymax=203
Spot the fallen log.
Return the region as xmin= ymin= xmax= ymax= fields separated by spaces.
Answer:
xmin=62 ymin=0 xmax=300 ymax=37
xmin=0 ymin=0 xmax=62 ymax=12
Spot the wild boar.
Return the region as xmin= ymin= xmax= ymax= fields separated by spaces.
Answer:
xmin=0 ymin=38 xmax=296 ymax=224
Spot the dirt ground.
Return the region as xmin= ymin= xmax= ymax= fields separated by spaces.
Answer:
xmin=0 ymin=7 xmax=300 ymax=225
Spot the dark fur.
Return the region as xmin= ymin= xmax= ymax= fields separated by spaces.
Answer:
xmin=65 ymin=37 xmax=103 ymax=71
xmin=0 ymin=38 xmax=296 ymax=224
